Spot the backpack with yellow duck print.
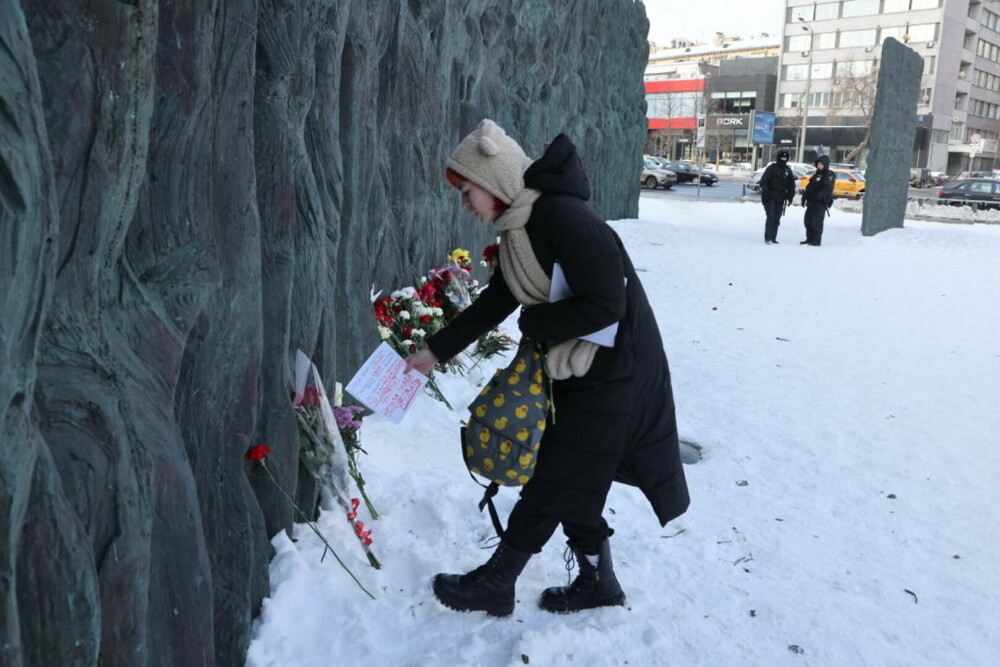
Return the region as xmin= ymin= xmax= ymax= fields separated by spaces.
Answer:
xmin=460 ymin=339 xmax=552 ymax=533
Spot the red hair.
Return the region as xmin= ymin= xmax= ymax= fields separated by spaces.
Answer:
xmin=444 ymin=168 xmax=509 ymax=213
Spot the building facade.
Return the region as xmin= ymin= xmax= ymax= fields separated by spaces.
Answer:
xmin=777 ymin=0 xmax=1000 ymax=172
xmin=645 ymin=37 xmax=781 ymax=164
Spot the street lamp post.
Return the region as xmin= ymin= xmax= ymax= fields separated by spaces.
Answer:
xmin=797 ymin=19 xmax=814 ymax=163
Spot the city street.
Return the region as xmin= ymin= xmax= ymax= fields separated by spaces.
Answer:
xmin=640 ymin=178 xmax=939 ymax=202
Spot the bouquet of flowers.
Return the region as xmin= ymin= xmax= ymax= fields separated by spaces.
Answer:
xmin=372 ymin=248 xmax=482 ymax=407
xmin=290 ymin=350 xmax=380 ymax=569
xmin=371 ymin=245 xmax=518 ymax=402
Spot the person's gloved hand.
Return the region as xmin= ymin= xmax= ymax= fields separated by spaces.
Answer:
xmin=801 ymin=197 xmax=808 ymax=207
xmin=786 ymin=197 xmax=794 ymax=206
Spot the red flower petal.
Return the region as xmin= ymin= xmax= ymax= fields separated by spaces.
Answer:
xmin=245 ymin=445 xmax=271 ymax=461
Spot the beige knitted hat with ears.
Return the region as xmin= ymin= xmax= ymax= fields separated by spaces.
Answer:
xmin=445 ymin=119 xmax=533 ymax=205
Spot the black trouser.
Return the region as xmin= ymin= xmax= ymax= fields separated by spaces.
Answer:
xmin=804 ymin=202 xmax=826 ymax=245
xmin=763 ymin=198 xmax=784 ymax=241
xmin=503 ymin=499 xmax=609 ymax=556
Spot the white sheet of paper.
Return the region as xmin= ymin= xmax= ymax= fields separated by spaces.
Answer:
xmin=345 ymin=342 xmax=428 ymax=425
xmin=549 ymin=262 xmax=620 ymax=348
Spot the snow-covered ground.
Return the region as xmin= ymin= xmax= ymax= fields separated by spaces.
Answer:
xmin=246 ymin=197 xmax=1000 ymax=667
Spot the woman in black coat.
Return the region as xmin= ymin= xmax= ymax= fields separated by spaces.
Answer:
xmin=405 ymin=119 xmax=689 ymax=616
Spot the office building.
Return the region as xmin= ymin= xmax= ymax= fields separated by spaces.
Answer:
xmin=776 ymin=0 xmax=1000 ymax=172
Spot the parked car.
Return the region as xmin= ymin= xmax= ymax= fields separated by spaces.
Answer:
xmin=951 ymin=170 xmax=1000 ymax=181
xmin=797 ymin=168 xmax=866 ymax=199
xmin=641 ymin=158 xmax=677 ymax=189
xmin=929 ymin=171 xmax=948 ymax=186
xmin=660 ymin=161 xmax=718 ymax=186
xmin=937 ymin=178 xmax=1000 ymax=209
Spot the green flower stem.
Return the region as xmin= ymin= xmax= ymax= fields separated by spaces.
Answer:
xmin=260 ymin=461 xmax=375 ymax=600
xmin=423 ymin=373 xmax=453 ymax=411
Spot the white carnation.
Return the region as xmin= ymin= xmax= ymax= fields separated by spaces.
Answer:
xmin=431 ymin=307 xmax=443 ymax=316
xmin=410 ymin=329 xmax=426 ymax=338
xmin=377 ymin=326 xmax=392 ymax=340
xmin=398 ymin=310 xmax=411 ymax=320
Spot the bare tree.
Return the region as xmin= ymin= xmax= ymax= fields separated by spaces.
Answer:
xmin=827 ymin=63 xmax=879 ymax=163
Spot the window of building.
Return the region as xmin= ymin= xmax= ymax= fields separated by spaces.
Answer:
xmin=816 ymin=2 xmax=840 ymax=20
xmin=907 ymin=24 xmax=938 ymax=42
xmin=984 ymin=10 xmax=1000 ymax=32
xmin=789 ymin=4 xmax=813 ymax=22
xmin=951 ymin=121 xmax=965 ymax=141
xmin=924 ymin=56 xmax=936 ymax=74
xmin=974 ymin=69 xmax=1000 ymax=92
xmin=836 ymin=60 xmax=875 ymax=78
xmin=880 ymin=25 xmax=908 ymax=43
xmin=919 ymin=88 xmax=932 ymax=105
xmin=831 ymin=90 xmax=865 ymax=108
xmin=842 ymin=0 xmax=880 ymax=18
xmin=910 ymin=0 xmax=940 ymax=9
xmin=814 ymin=32 xmax=838 ymax=50
xmin=781 ymin=93 xmax=801 ymax=109
xmin=970 ymin=98 xmax=1000 ymax=119
xmin=978 ymin=38 xmax=1000 ymax=63
xmin=883 ymin=0 xmax=910 ymax=12
xmin=839 ymin=29 xmax=878 ymax=48
xmin=709 ymin=91 xmax=757 ymax=113
xmin=807 ymin=91 xmax=831 ymax=108
xmin=783 ymin=62 xmax=833 ymax=80
xmin=787 ymin=34 xmax=811 ymax=52
xmin=794 ymin=2 xmax=839 ymax=21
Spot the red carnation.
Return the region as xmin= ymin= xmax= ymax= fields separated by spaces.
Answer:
xmin=482 ymin=244 xmax=500 ymax=267
xmin=419 ymin=315 xmax=432 ymax=324
xmin=245 ymin=445 xmax=271 ymax=461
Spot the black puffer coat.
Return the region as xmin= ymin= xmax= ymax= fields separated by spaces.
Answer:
xmin=429 ymin=135 xmax=689 ymax=527
xmin=760 ymin=161 xmax=796 ymax=204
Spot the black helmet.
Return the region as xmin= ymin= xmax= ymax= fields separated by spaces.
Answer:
xmin=777 ymin=150 xmax=790 ymax=160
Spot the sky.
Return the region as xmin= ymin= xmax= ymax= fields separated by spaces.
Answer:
xmin=245 ymin=193 xmax=1000 ymax=667
xmin=643 ymin=0 xmax=787 ymax=44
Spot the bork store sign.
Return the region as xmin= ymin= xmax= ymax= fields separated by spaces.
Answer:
xmin=708 ymin=114 xmax=749 ymax=129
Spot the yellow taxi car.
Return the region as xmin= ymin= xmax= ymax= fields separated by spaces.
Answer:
xmin=798 ymin=168 xmax=866 ymax=199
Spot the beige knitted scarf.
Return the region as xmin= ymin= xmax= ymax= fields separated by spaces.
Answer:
xmin=493 ymin=188 xmax=598 ymax=380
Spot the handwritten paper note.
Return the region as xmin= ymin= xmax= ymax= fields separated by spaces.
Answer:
xmin=345 ymin=343 xmax=428 ymax=424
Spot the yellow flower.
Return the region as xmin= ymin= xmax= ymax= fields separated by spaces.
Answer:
xmin=449 ymin=248 xmax=471 ymax=265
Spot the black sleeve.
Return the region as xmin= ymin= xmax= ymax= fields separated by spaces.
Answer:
xmin=760 ymin=165 xmax=775 ymax=200
xmin=785 ymin=171 xmax=797 ymax=200
xmin=517 ymin=220 xmax=626 ymax=344
xmin=426 ymin=266 xmax=519 ymax=362
xmin=821 ymin=173 xmax=836 ymax=203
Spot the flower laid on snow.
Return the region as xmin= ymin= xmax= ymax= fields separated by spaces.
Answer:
xmin=290 ymin=351 xmax=381 ymax=569
xmin=245 ymin=444 xmax=271 ymax=461
xmin=245 ymin=445 xmax=375 ymax=598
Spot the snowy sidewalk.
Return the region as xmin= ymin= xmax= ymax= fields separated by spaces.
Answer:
xmin=246 ymin=197 xmax=1000 ymax=667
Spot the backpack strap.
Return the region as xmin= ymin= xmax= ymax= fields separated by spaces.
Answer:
xmin=468 ymin=471 xmax=505 ymax=538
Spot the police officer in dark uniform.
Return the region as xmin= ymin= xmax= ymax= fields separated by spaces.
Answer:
xmin=760 ymin=149 xmax=797 ymax=244
xmin=801 ymin=155 xmax=835 ymax=246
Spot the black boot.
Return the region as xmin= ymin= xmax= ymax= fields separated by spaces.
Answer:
xmin=539 ymin=538 xmax=627 ymax=613
xmin=432 ymin=542 xmax=531 ymax=616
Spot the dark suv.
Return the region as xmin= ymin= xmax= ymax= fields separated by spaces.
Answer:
xmin=661 ymin=162 xmax=718 ymax=186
